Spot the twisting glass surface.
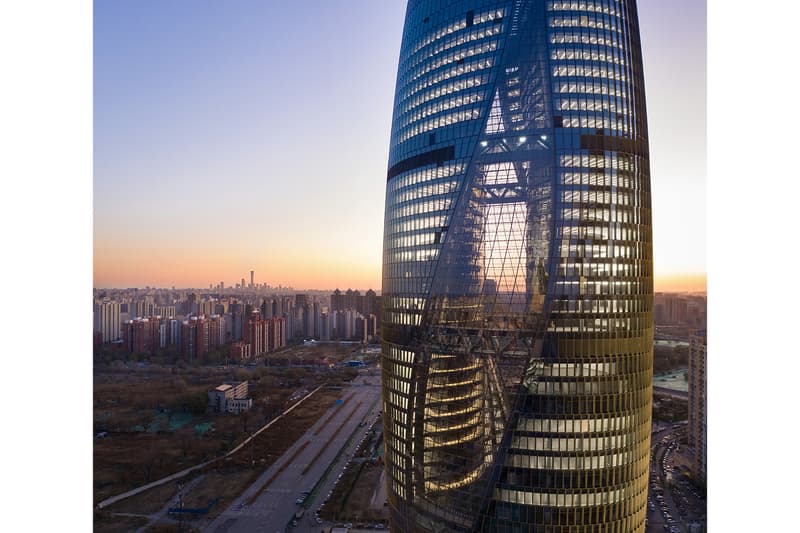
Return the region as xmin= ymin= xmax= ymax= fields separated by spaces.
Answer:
xmin=381 ymin=1 xmax=653 ymax=531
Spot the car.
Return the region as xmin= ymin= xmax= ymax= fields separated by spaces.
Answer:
xmin=316 ymin=518 xmax=323 ymax=524
xmin=344 ymin=523 xmax=353 ymax=528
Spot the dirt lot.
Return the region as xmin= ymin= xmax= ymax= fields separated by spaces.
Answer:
xmin=95 ymin=365 xmax=280 ymax=503
xmin=178 ymin=388 xmax=342 ymax=522
xmin=341 ymin=463 xmax=387 ymax=523
xmin=94 ymin=512 xmax=150 ymax=532
xmin=94 ymin=342 xmax=373 ymax=533
xmin=98 ymin=379 xmax=342 ymax=530
xmin=93 ymin=355 xmax=351 ymax=500
xmin=319 ymin=417 xmax=388 ymax=525
xmin=103 ymin=479 xmax=180 ymax=515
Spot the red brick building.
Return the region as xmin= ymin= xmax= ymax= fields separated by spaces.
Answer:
xmin=244 ymin=311 xmax=265 ymax=356
xmin=229 ymin=341 xmax=251 ymax=361
xmin=122 ymin=317 xmax=160 ymax=354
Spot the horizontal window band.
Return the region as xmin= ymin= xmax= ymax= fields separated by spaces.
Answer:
xmin=579 ymin=134 xmax=648 ymax=157
xmin=387 ymin=145 xmax=456 ymax=181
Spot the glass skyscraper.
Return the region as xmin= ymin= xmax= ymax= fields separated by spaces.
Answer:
xmin=381 ymin=1 xmax=653 ymax=532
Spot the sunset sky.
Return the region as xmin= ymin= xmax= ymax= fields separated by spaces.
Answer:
xmin=93 ymin=0 xmax=707 ymax=293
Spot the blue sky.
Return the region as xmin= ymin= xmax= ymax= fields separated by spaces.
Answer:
xmin=94 ymin=0 xmax=706 ymax=290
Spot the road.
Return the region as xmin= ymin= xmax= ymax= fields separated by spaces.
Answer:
xmin=204 ymin=374 xmax=382 ymax=533
xmin=653 ymin=387 xmax=688 ymax=401
xmin=647 ymin=425 xmax=689 ymax=533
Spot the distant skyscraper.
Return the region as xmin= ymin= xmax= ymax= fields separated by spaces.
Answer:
xmin=250 ymin=270 xmax=254 ymax=289
xmin=381 ymin=2 xmax=653 ymax=531
xmin=688 ymin=330 xmax=707 ymax=485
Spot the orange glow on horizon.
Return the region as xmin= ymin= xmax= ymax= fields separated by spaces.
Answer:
xmin=94 ymin=251 xmax=706 ymax=296
xmin=654 ymin=273 xmax=706 ymax=293
xmin=93 ymin=252 xmax=382 ymax=291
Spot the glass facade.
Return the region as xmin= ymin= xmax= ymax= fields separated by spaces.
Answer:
xmin=381 ymin=1 xmax=653 ymax=531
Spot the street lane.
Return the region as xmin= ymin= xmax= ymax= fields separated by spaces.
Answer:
xmin=204 ymin=375 xmax=381 ymax=533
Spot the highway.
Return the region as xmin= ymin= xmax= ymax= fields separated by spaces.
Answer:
xmin=204 ymin=373 xmax=382 ymax=533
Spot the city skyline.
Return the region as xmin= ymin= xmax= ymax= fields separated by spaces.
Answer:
xmin=93 ymin=0 xmax=706 ymax=293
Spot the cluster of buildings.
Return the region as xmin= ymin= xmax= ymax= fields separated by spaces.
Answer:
xmin=120 ymin=314 xmax=228 ymax=359
xmin=654 ymin=292 xmax=707 ymax=328
xmin=230 ymin=311 xmax=286 ymax=360
xmin=93 ymin=286 xmax=382 ymax=360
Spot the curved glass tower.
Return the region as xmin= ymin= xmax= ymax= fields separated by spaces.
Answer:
xmin=381 ymin=1 xmax=653 ymax=532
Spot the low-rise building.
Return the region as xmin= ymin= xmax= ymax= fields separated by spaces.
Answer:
xmin=208 ymin=381 xmax=252 ymax=414
xmin=226 ymin=397 xmax=253 ymax=414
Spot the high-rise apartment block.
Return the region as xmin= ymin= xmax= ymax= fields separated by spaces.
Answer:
xmin=94 ymin=300 xmax=120 ymax=342
xmin=243 ymin=310 xmax=286 ymax=356
xmin=381 ymin=2 xmax=653 ymax=531
xmin=171 ymin=315 xmax=225 ymax=359
xmin=331 ymin=288 xmax=381 ymax=325
xmin=688 ymin=330 xmax=707 ymax=485
xmin=122 ymin=316 xmax=162 ymax=354
xmin=229 ymin=341 xmax=251 ymax=361
xmin=295 ymin=293 xmax=311 ymax=309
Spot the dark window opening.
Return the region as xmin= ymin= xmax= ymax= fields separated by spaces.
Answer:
xmin=466 ymin=10 xmax=474 ymax=27
xmin=387 ymin=145 xmax=456 ymax=181
xmin=554 ymin=116 xmax=563 ymax=128
xmin=423 ymin=16 xmax=429 ymax=24
xmin=429 ymin=133 xmax=436 ymax=146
